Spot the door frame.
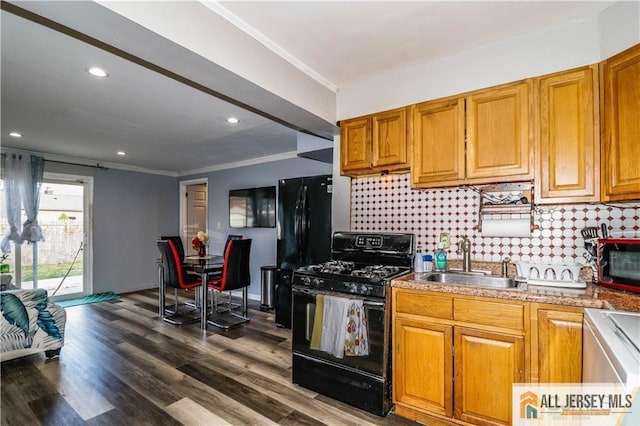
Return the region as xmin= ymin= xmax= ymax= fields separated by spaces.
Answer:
xmin=179 ymin=178 xmax=208 ymax=247
xmin=44 ymin=172 xmax=94 ymax=300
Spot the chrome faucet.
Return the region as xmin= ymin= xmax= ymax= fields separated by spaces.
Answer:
xmin=501 ymin=257 xmax=511 ymax=278
xmin=457 ymin=236 xmax=472 ymax=272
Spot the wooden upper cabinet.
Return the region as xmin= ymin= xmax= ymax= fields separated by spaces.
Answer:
xmin=466 ymin=80 xmax=533 ymax=182
xmin=535 ymin=65 xmax=600 ymax=204
xmin=602 ymin=43 xmax=640 ymax=201
xmin=372 ymin=108 xmax=409 ymax=168
xmin=412 ymin=80 xmax=533 ymax=188
xmin=412 ymin=97 xmax=465 ymax=187
xmin=340 ymin=116 xmax=371 ymax=173
xmin=340 ymin=107 xmax=410 ymax=176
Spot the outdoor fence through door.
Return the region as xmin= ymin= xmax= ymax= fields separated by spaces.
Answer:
xmin=0 ymin=176 xmax=91 ymax=299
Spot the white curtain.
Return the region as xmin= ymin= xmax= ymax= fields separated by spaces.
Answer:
xmin=1 ymin=154 xmax=45 ymax=254
xmin=1 ymin=155 xmax=23 ymax=253
xmin=20 ymin=155 xmax=45 ymax=242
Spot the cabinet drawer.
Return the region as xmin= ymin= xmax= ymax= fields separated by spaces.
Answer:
xmin=454 ymin=299 xmax=525 ymax=330
xmin=395 ymin=291 xmax=453 ymax=319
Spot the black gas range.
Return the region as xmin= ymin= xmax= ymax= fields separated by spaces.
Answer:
xmin=291 ymin=231 xmax=414 ymax=416
xmin=293 ymin=261 xmax=410 ymax=298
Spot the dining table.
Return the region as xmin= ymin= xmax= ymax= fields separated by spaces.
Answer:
xmin=183 ymin=254 xmax=224 ymax=329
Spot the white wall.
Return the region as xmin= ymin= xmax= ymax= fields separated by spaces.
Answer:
xmin=331 ymin=135 xmax=351 ymax=232
xmin=599 ymin=1 xmax=640 ymax=58
xmin=337 ymin=16 xmax=602 ymax=119
xmin=337 ymin=2 xmax=640 ymax=120
xmin=98 ymin=1 xmax=336 ymax=124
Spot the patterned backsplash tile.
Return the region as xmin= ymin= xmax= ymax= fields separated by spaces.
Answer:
xmin=351 ymin=173 xmax=640 ymax=264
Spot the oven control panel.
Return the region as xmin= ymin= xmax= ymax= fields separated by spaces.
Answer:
xmin=356 ymin=235 xmax=383 ymax=248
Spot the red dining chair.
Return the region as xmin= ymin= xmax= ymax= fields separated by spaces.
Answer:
xmin=160 ymin=236 xmax=186 ymax=262
xmin=207 ymin=239 xmax=252 ymax=329
xmin=209 ymin=234 xmax=243 ymax=286
xmin=160 ymin=235 xmax=200 ymax=280
xmin=157 ymin=239 xmax=202 ymax=325
xmin=224 ymin=234 xmax=243 ymax=254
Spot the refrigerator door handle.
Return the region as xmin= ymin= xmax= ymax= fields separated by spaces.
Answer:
xmin=294 ymin=186 xmax=304 ymax=263
xmin=300 ymin=185 xmax=309 ymax=262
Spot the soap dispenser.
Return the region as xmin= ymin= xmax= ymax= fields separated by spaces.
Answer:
xmin=434 ymin=242 xmax=447 ymax=272
xmin=414 ymin=246 xmax=424 ymax=273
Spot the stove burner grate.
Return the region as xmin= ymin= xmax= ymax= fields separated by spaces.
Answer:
xmin=307 ymin=260 xmax=355 ymax=274
xmin=351 ymin=265 xmax=402 ymax=279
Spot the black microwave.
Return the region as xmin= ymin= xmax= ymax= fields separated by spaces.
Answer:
xmin=598 ymin=238 xmax=640 ymax=293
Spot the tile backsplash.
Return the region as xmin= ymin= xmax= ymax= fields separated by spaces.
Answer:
xmin=351 ymin=173 xmax=640 ymax=264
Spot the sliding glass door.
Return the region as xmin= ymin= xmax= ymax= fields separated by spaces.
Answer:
xmin=0 ymin=173 xmax=93 ymax=300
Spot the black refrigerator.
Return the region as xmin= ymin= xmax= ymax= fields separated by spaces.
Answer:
xmin=275 ymin=174 xmax=332 ymax=328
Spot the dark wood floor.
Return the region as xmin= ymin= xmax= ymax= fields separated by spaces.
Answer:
xmin=1 ymin=289 xmax=419 ymax=426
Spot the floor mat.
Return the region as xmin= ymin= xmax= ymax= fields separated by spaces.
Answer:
xmin=56 ymin=292 xmax=120 ymax=307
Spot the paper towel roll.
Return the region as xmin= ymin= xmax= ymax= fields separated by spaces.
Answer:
xmin=481 ymin=218 xmax=531 ymax=237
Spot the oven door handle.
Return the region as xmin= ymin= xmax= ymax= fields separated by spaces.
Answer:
xmin=293 ymin=287 xmax=386 ymax=308
xmin=293 ymin=287 xmax=315 ymax=296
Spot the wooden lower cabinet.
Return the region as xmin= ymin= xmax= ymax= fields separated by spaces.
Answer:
xmin=531 ymin=304 xmax=584 ymax=383
xmin=394 ymin=317 xmax=453 ymax=417
xmin=454 ymin=327 xmax=525 ymax=426
xmin=392 ymin=288 xmax=585 ymax=425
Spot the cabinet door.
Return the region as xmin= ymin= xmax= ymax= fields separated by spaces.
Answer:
xmin=454 ymin=327 xmax=525 ymax=426
xmin=411 ymin=98 xmax=465 ymax=187
xmin=602 ymin=43 xmax=640 ymax=201
xmin=394 ymin=316 xmax=453 ymax=417
xmin=537 ymin=309 xmax=583 ymax=383
xmin=466 ymin=80 xmax=533 ymax=182
xmin=340 ymin=116 xmax=371 ymax=174
xmin=372 ymin=108 xmax=409 ymax=170
xmin=536 ymin=65 xmax=600 ymax=204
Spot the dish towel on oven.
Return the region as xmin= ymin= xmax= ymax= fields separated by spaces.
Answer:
xmin=319 ymin=295 xmax=351 ymax=358
xmin=315 ymin=295 xmax=369 ymax=358
xmin=344 ymin=299 xmax=369 ymax=356
xmin=309 ymin=294 xmax=324 ymax=351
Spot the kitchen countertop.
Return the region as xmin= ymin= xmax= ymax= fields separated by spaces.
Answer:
xmin=392 ymin=272 xmax=640 ymax=313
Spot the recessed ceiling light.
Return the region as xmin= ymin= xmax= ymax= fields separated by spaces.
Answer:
xmin=227 ymin=117 xmax=239 ymax=124
xmin=116 ymin=151 xmax=126 ymax=156
xmin=9 ymin=131 xmax=22 ymax=138
xmin=87 ymin=67 xmax=109 ymax=78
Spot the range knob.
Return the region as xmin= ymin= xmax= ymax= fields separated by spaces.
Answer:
xmin=312 ymin=278 xmax=322 ymax=286
xmin=301 ymin=277 xmax=311 ymax=285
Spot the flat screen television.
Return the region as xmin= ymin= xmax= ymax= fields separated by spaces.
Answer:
xmin=229 ymin=186 xmax=276 ymax=228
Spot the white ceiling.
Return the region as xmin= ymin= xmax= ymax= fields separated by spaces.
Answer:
xmin=0 ymin=7 xmax=303 ymax=175
xmin=217 ymin=1 xmax=614 ymax=88
xmin=0 ymin=1 xmax=616 ymax=175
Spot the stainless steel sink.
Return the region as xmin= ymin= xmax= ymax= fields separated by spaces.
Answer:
xmin=423 ymin=272 xmax=520 ymax=289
